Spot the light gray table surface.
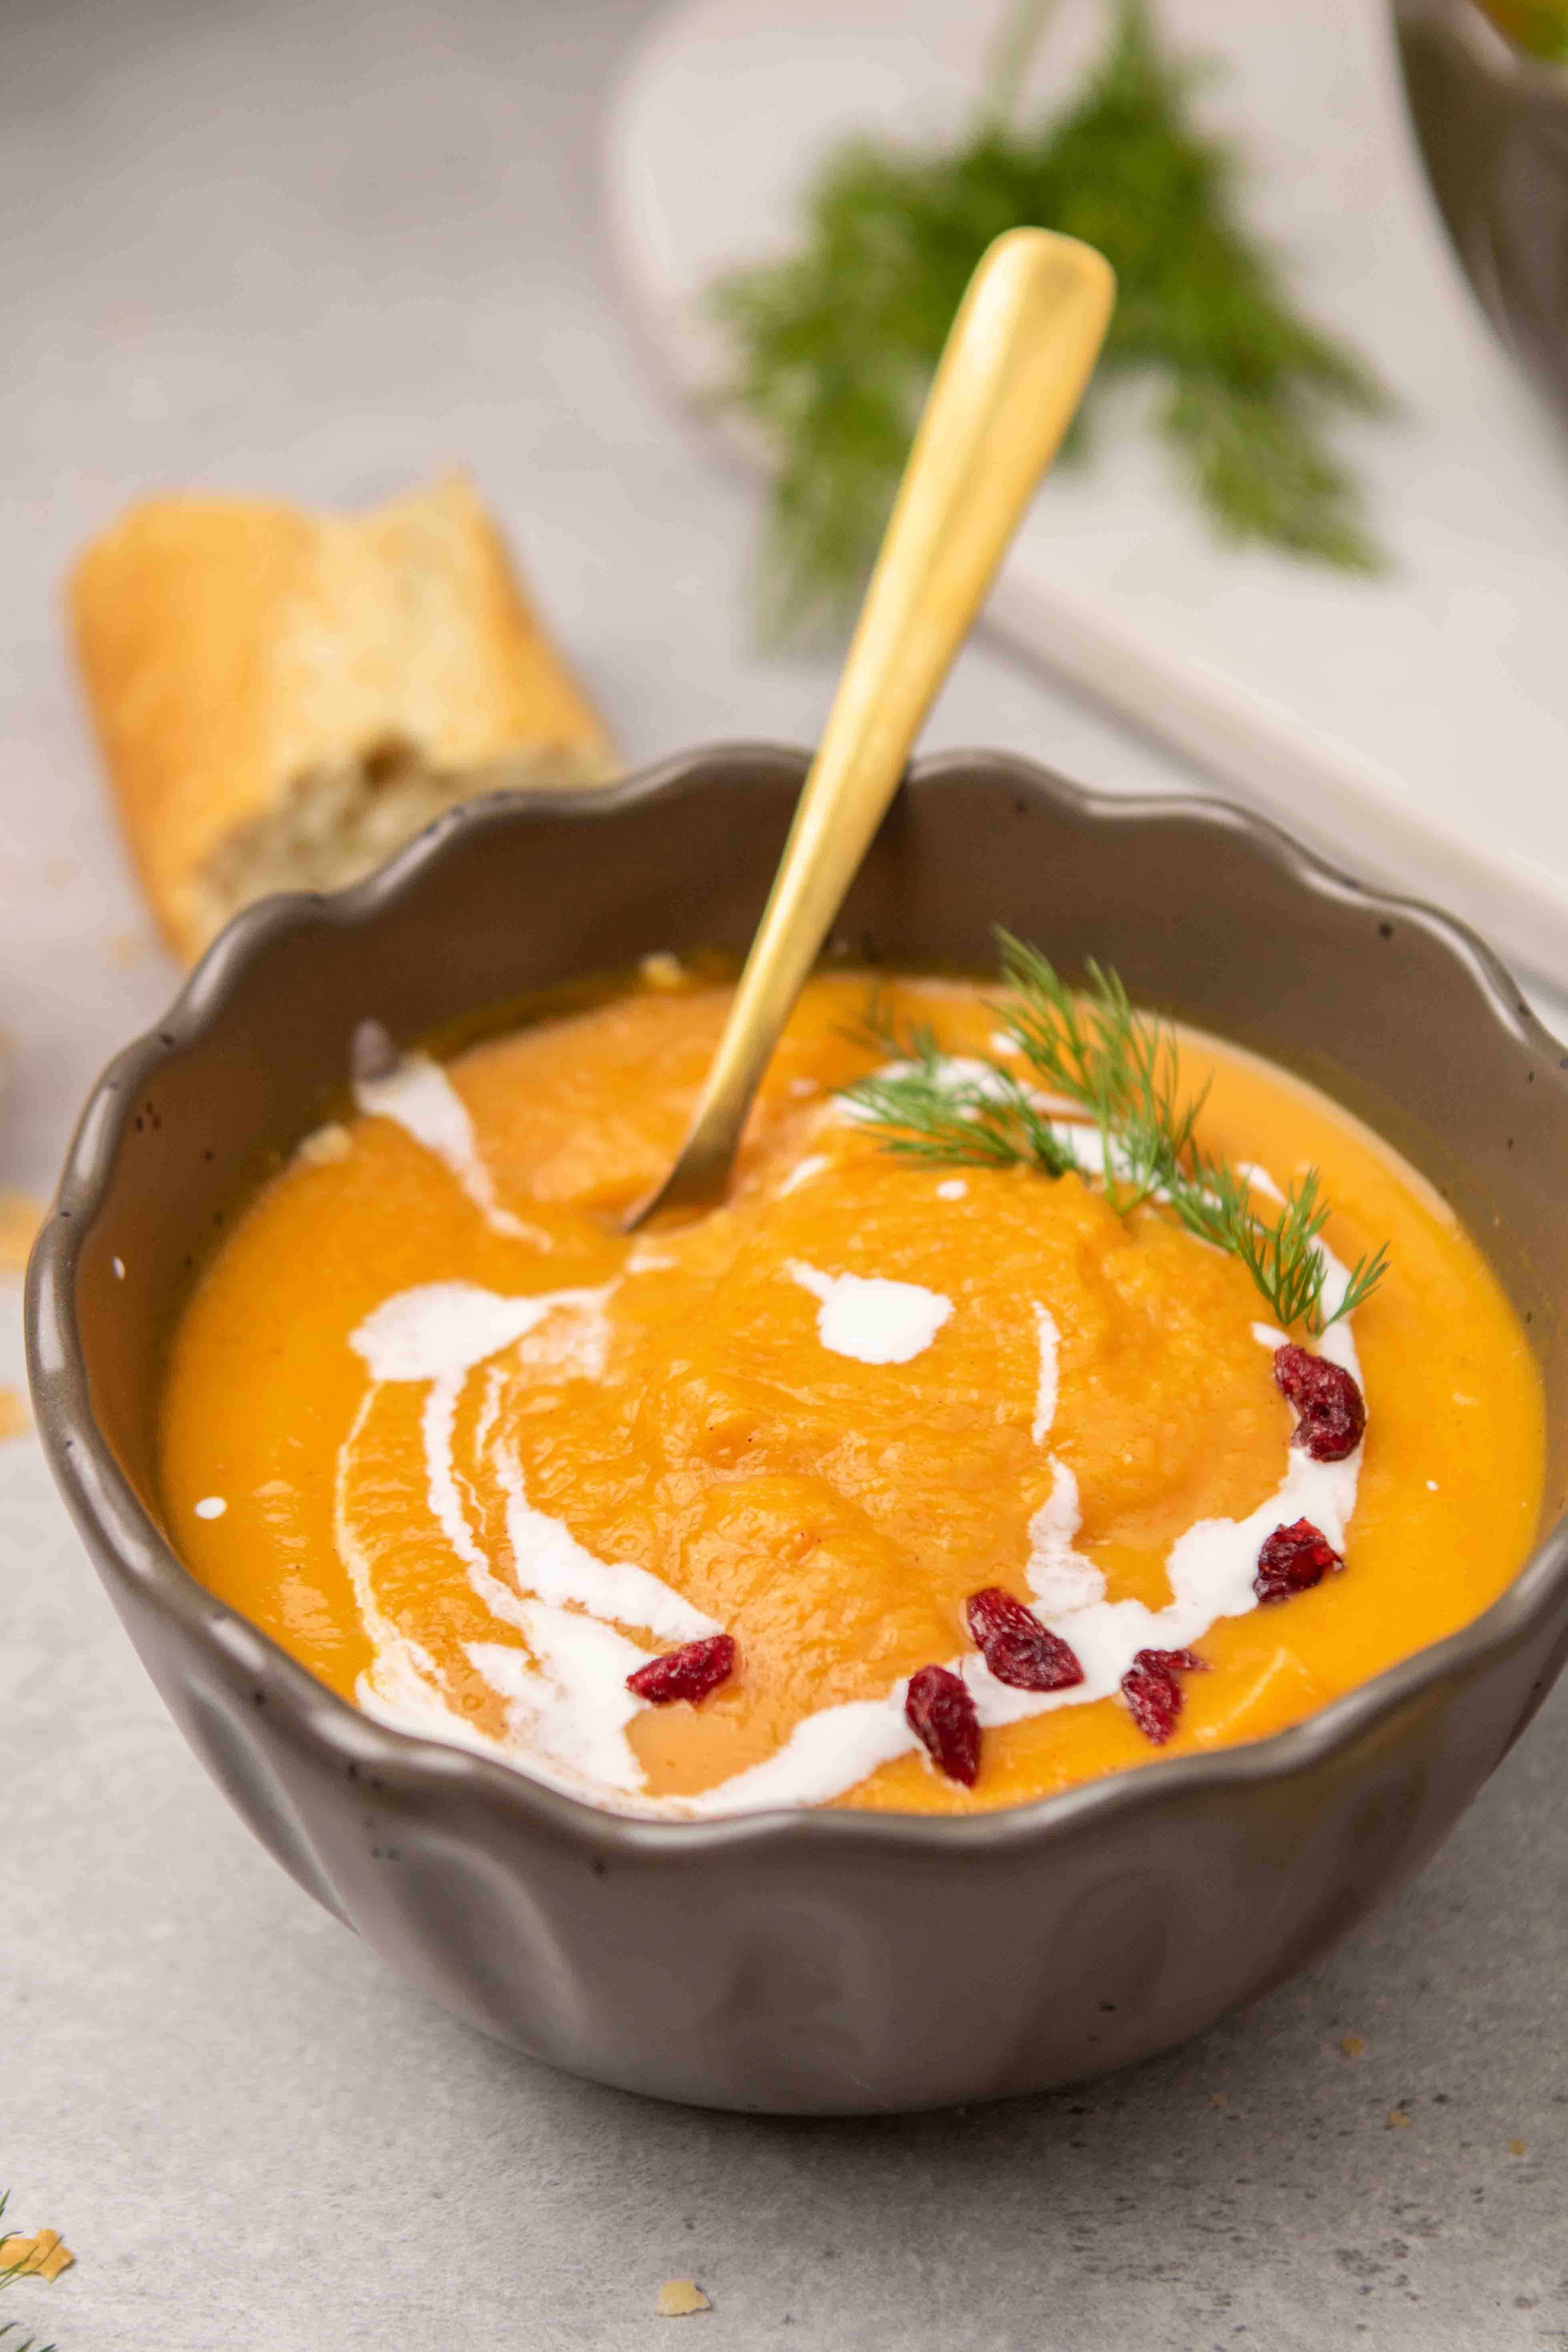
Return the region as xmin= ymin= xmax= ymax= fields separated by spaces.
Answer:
xmin=2 ymin=2 xmax=1564 ymax=2346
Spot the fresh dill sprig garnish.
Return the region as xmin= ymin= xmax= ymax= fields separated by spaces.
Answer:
xmin=0 ymin=2194 xmax=58 ymax=2352
xmin=989 ymin=933 xmax=1203 ymax=1215
xmin=838 ymin=932 xmax=1389 ymax=1335
xmin=708 ymin=0 xmax=1392 ymax=640
xmin=1164 ymin=1152 xmax=1390 ymax=1335
xmin=842 ymin=999 xmax=1080 ymax=1175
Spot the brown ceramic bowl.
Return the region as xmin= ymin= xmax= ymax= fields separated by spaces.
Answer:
xmin=25 ymin=744 xmax=1568 ymax=2113
xmin=1395 ymin=0 xmax=1568 ymax=424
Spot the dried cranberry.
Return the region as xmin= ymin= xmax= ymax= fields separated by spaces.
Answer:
xmin=905 ymin=1664 xmax=981 ymax=1787
xmin=1273 ymin=1344 xmax=1366 ymax=1462
xmin=1141 ymin=1648 xmax=1205 ymax=1675
xmin=964 ymin=1586 xmax=1085 ymax=1693
xmin=1121 ymin=1647 xmax=1206 ymax=1745
xmin=627 ymin=1633 xmax=736 ymax=1706
xmin=1254 ymin=1517 xmax=1343 ymax=1604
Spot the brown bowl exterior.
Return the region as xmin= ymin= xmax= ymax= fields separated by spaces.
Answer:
xmin=25 ymin=744 xmax=1568 ymax=2113
xmin=1394 ymin=0 xmax=1568 ymax=428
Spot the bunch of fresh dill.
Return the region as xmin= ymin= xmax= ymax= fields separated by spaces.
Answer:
xmin=840 ymin=930 xmax=1388 ymax=1336
xmin=708 ymin=0 xmax=1392 ymax=640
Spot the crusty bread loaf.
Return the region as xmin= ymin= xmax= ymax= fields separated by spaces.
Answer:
xmin=68 ymin=474 xmax=618 ymax=961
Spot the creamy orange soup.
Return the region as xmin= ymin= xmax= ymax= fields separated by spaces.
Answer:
xmin=160 ymin=972 xmax=1545 ymax=1816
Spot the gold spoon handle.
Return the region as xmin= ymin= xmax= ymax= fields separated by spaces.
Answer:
xmin=630 ymin=226 xmax=1115 ymax=1225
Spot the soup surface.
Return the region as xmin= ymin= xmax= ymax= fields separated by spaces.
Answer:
xmin=160 ymin=970 xmax=1545 ymax=1816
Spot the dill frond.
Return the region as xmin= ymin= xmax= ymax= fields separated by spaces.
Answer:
xmin=708 ymin=0 xmax=1392 ymax=640
xmin=840 ymin=1001 xmax=1079 ymax=1175
xmin=839 ymin=935 xmax=1389 ymax=1335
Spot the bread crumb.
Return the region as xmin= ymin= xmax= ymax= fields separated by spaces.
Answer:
xmin=656 ymin=2279 xmax=711 ymax=2317
xmin=0 ymin=1190 xmax=44 ymax=1273
xmin=0 ymin=2228 xmax=74 ymax=2281
xmin=297 ymin=1121 xmax=353 ymax=1167
xmin=0 ymin=1388 xmax=31 ymax=1443
xmin=103 ymin=927 xmax=153 ymax=968
xmin=1508 ymin=2139 xmax=1528 ymax=2157
xmin=1387 ymin=2108 xmax=1411 ymax=2129
xmin=640 ymin=952 xmax=685 ymax=992
xmin=1340 ymin=2034 xmax=1366 ymax=2058
xmin=1207 ymin=2091 xmax=1228 ymax=2108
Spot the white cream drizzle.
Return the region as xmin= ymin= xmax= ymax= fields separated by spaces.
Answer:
xmin=838 ymin=1052 xmax=1013 ymax=1115
xmin=467 ymin=1612 xmax=655 ymax=1792
xmin=976 ymin=1259 xmax=1361 ymax=1738
xmin=342 ymin=1278 xmax=716 ymax=1802
xmin=1031 ymin=1304 xmax=1061 ymax=1446
xmin=333 ymin=1099 xmax=1367 ymax=1819
xmin=351 ymin=1281 xmax=599 ymax=1383
xmin=625 ymin=1243 xmax=680 ymax=1274
xmin=837 ymin=1054 xmax=1102 ymax=1153
xmin=339 ymin=1385 xmax=472 ymax=1760
xmin=778 ymin=1153 xmax=830 ymax=1198
xmin=1026 ymin=1459 xmax=1107 ymax=1615
xmin=353 ymin=1053 xmax=547 ymax=1245
xmin=787 ymin=1261 xmax=954 ymax=1365
xmin=490 ymin=1437 xmax=716 ymax=1644
xmin=355 ymin=1626 xmax=499 ymax=1761
xmin=680 ymin=1696 xmax=914 ymax=1817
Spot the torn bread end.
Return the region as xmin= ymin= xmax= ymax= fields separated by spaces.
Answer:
xmin=183 ymin=738 xmax=616 ymax=954
xmin=68 ymin=474 xmax=620 ymax=962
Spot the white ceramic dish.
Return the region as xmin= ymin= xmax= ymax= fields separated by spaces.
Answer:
xmin=604 ymin=0 xmax=1568 ymax=989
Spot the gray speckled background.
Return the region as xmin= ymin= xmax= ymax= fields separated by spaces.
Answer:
xmin=2 ymin=2 xmax=1564 ymax=2344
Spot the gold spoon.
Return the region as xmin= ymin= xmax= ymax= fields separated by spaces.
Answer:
xmin=627 ymin=225 xmax=1115 ymax=1229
